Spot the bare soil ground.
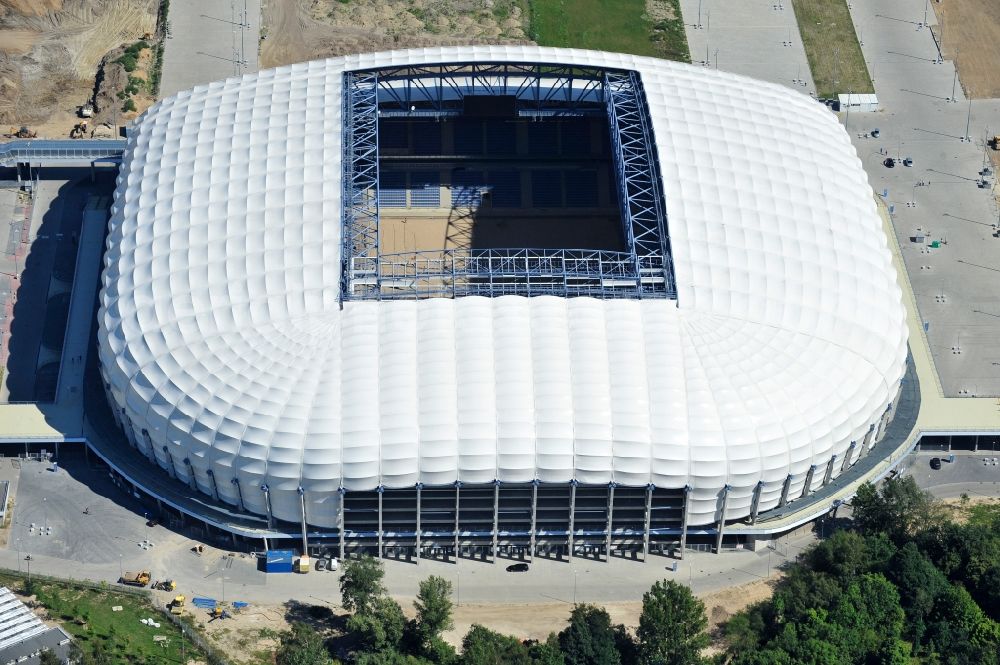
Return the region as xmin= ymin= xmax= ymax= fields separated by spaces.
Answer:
xmin=260 ymin=0 xmax=529 ymax=70
xmin=191 ymin=576 xmax=779 ymax=659
xmin=933 ymin=0 xmax=1000 ymax=99
xmin=0 ymin=0 xmax=156 ymax=134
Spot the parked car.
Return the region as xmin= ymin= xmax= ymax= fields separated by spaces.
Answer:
xmin=930 ymin=457 xmax=942 ymax=470
xmin=506 ymin=562 xmax=529 ymax=572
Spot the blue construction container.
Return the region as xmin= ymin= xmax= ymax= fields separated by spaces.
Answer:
xmin=265 ymin=550 xmax=294 ymax=573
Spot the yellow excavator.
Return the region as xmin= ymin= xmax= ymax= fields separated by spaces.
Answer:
xmin=168 ymin=595 xmax=185 ymax=615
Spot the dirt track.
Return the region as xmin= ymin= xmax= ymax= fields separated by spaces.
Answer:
xmin=260 ymin=0 xmax=528 ymax=70
xmin=933 ymin=0 xmax=1000 ymax=99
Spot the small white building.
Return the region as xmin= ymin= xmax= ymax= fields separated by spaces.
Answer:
xmin=838 ymin=93 xmax=880 ymax=112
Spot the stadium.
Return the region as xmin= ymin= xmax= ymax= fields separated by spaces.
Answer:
xmin=97 ymin=46 xmax=908 ymax=558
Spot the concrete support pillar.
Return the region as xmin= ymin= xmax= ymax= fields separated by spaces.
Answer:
xmin=415 ymin=484 xmax=422 ymax=563
xmin=642 ymin=484 xmax=653 ymax=558
xmin=263 ymin=537 xmax=269 ymax=553
xmin=823 ymin=456 xmax=836 ymax=486
xmin=529 ymin=481 xmax=538 ymax=560
xmin=679 ymin=485 xmax=690 ymax=560
xmin=339 ymin=487 xmax=347 ymax=561
xmin=298 ymin=486 xmax=309 ymax=556
xmin=231 ymin=532 xmax=238 ymax=549
xmin=568 ymin=481 xmax=577 ymax=559
xmin=377 ymin=486 xmax=384 ymax=559
xmin=714 ymin=485 xmax=731 ymax=554
xmin=184 ymin=459 xmax=197 ymax=491
xmin=861 ymin=425 xmax=875 ymax=458
xmin=54 ymin=441 xmax=59 ymax=461
xmin=750 ymin=481 xmax=763 ymax=525
xmin=492 ymin=481 xmax=499 ymax=563
xmin=232 ymin=478 xmax=245 ymax=511
xmin=454 ymin=481 xmax=461 ymax=560
xmin=948 ymin=435 xmax=953 ymax=452
xmin=801 ymin=465 xmax=817 ymax=498
xmin=841 ymin=442 xmax=857 ymax=473
xmin=975 ymin=435 xmax=979 ymax=452
xmin=778 ymin=474 xmax=792 ymax=508
xmin=605 ymin=483 xmax=615 ymax=561
xmin=261 ymin=484 xmax=274 ymax=530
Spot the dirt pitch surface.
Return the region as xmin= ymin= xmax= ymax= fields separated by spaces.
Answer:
xmin=260 ymin=0 xmax=528 ymax=70
xmin=933 ymin=0 xmax=1000 ymax=99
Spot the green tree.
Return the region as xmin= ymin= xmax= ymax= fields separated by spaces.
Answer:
xmin=341 ymin=555 xmax=387 ymax=615
xmin=415 ymin=576 xmax=455 ymax=640
xmin=460 ymin=625 xmax=531 ymax=665
xmin=851 ymin=477 xmax=937 ymax=542
xmin=558 ymin=604 xmax=620 ymax=665
xmin=528 ymin=634 xmax=564 ymax=665
xmin=348 ymin=596 xmax=406 ymax=654
xmin=637 ymin=580 xmax=709 ymax=665
xmin=276 ymin=622 xmax=331 ymax=665
xmin=38 ymin=650 xmax=60 ymax=665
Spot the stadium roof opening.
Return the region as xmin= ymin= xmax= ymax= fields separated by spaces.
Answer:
xmin=341 ymin=63 xmax=676 ymax=301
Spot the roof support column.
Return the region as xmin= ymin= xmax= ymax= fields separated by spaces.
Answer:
xmin=184 ymin=459 xmax=196 ymax=491
xmin=232 ymin=477 xmax=245 ymax=512
xmin=206 ymin=469 xmax=220 ymax=502
xmin=492 ymin=481 xmax=499 ymax=564
xmin=377 ymin=486 xmax=384 ymax=560
xmin=801 ymin=465 xmax=817 ymax=499
xmin=679 ymin=485 xmax=690 ymax=560
xmin=605 ymin=483 xmax=615 ymax=562
xmin=415 ymin=484 xmax=422 ymax=564
xmin=162 ymin=447 xmax=176 ymax=479
xmin=298 ymin=486 xmax=309 ymax=557
xmin=262 ymin=537 xmax=269 ymax=553
xmin=841 ymin=442 xmax=857 ymax=473
xmin=861 ymin=424 xmax=876 ymax=458
xmin=750 ymin=480 xmax=763 ymax=525
xmin=778 ymin=474 xmax=792 ymax=508
xmin=530 ymin=480 xmax=538 ymax=560
xmin=338 ymin=488 xmax=346 ymax=562
xmin=568 ymin=481 xmax=577 ymax=559
xmin=454 ymin=481 xmax=461 ymax=561
xmin=642 ymin=484 xmax=653 ymax=558
xmin=714 ymin=484 xmax=731 ymax=554
xmin=823 ymin=456 xmax=836 ymax=486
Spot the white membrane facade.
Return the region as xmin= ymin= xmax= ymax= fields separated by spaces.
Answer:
xmin=98 ymin=46 xmax=908 ymax=528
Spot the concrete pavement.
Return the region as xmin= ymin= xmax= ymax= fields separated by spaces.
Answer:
xmin=847 ymin=0 xmax=1000 ymax=397
xmin=159 ymin=0 xmax=262 ymax=98
xmin=680 ymin=0 xmax=816 ymax=95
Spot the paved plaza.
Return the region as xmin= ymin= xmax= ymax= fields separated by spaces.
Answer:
xmin=159 ymin=0 xmax=262 ymax=98
xmin=680 ymin=0 xmax=816 ymax=94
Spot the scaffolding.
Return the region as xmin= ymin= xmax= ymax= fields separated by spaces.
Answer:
xmin=604 ymin=71 xmax=674 ymax=296
xmin=341 ymin=71 xmax=381 ymax=300
xmin=340 ymin=63 xmax=677 ymax=302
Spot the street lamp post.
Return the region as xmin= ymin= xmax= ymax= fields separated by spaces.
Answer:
xmin=573 ymin=570 xmax=578 ymax=605
xmin=964 ymin=93 xmax=973 ymax=142
xmin=16 ymin=539 xmax=21 ymax=573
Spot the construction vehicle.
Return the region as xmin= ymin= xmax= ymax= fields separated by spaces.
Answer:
xmin=168 ymin=595 xmax=185 ymax=615
xmin=153 ymin=579 xmax=176 ymax=591
xmin=70 ymin=121 xmax=88 ymax=139
xmin=6 ymin=126 xmax=36 ymax=139
xmin=78 ymin=104 xmax=93 ymax=118
xmin=208 ymin=605 xmax=231 ymax=622
xmin=120 ymin=570 xmax=151 ymax=587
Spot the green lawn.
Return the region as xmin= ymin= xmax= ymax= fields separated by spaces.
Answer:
xmin=0 ymin=573 xmax=205 ymax=664
xmin=791 ymin=0 xmax=874 ymax=98
xmin=525 ymin=0 xmax=690 ymax=62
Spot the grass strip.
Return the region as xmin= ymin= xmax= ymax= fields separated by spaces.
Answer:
xmin=525 ymin=0 xmax=690 ymax=62
xmin=791 ymin=0 xmax=874 ymax=98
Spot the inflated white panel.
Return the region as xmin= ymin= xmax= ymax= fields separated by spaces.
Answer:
xmin=98 ymin=46 xmax=908 ymax=527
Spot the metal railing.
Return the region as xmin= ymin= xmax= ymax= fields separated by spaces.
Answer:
xmin=0 ymin=140 xmax=127 ymax=166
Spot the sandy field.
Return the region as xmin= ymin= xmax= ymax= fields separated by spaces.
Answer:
xmin=933 ymin=0 xmax=1000 ymax=99
xmin=189 ymin=575 xmax=779 ymax=662
xmin=260 ymin=0 xmax=528 ymax=70
xmin=0 ymin=0 xmax=156 ymax=132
